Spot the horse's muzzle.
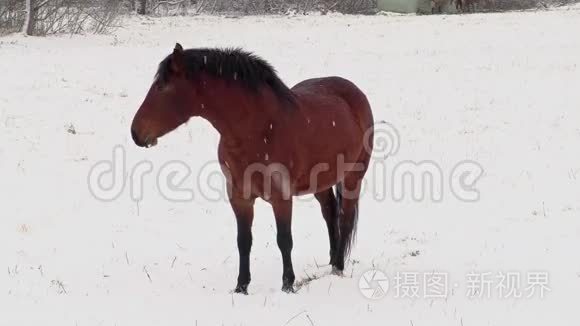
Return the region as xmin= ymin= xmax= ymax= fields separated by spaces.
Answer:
xmin=131 ymin=129 xmax=146 ymax=147
xmin=132 ymin=128 xmax=158 ymax=148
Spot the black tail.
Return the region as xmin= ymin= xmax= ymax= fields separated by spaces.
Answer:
xmin=335 ymin=183 xmax=359 ymax=262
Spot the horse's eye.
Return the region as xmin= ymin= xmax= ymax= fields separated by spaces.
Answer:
xmin=155 ymin=79 xmax=169 ymax=91
xmin=157 ymin=81 xmax=175 ymax=93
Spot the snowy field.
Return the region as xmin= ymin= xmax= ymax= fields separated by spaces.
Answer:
xmin=2 ymin=5 xmax=580 ymax=326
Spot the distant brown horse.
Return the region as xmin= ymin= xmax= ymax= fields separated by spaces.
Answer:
xmin=131 ymin=44 xmax=374 ymax=293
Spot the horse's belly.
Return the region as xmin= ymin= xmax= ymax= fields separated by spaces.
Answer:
xmin=293 ymin=172 xmax=336 ymax=195
xmin=292 ymin=148 xmax=364 ymax=195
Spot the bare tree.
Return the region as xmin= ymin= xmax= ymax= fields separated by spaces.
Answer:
xmin=22 ymin=0 xmax=34 ymax=35
xmin=137 ymin=0 xmax=148 ymax=14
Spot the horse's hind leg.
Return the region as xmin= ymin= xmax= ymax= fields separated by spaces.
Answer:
xmin=314 ymin=188 xmax=339 ymax=265
xmin=333 ymin=146 xmax=370 ymax=273
xmin=333 ymin=179 xmax=362 ymax=273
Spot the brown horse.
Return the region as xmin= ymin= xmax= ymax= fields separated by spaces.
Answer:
xmin=131 ymin=43 xmax=374 ymax=293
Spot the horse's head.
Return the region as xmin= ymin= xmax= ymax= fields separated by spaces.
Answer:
xmin=131 ymin=43 xmax=197 ymax=148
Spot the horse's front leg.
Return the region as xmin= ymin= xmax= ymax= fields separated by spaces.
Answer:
xmin=272 ymin=199 xmax=295 ymax=293
xmin=229 ymin=195 xmax=255 ymax=295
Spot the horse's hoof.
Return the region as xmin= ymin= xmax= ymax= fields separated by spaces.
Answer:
xmin=234 ymin=284 xmax=249 ymax=295
xmin=331 ymin=266 xmax=344 ymax=276
xmin=281 ymin=284 xmax=296 ymax=293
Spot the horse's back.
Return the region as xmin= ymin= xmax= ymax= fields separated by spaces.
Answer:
xmin=291 ymin=76 xmax=374 ymax=133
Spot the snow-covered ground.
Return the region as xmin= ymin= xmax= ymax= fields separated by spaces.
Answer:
xmin=2 ymin=6 xmax=580 ymax=325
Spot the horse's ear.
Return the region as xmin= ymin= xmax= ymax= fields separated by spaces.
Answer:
xmin=171 ymin=43 xmax=185 ymax=74
xmin=174 ymin=43 xmax=183 ymax=52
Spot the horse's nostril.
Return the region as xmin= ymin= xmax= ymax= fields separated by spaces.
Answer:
xmin=131 ymin=129 xmax=143 ymax=147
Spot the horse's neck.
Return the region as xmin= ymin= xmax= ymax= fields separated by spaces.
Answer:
xmin=196 ymin=80 xmax=277 ymax=146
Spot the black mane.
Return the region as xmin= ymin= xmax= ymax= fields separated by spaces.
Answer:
xmin=156 ymin=48 xmax=296 ymax=107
